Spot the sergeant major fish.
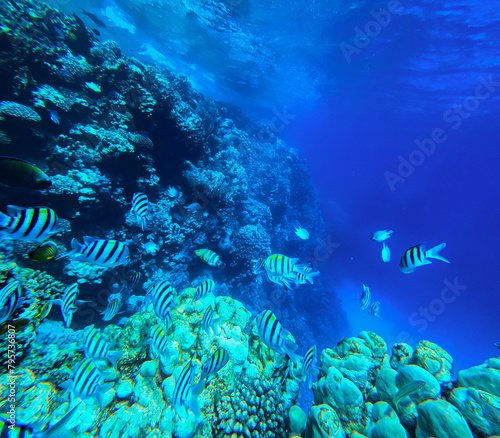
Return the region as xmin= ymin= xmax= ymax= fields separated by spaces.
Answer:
xmin=252 ymin=310 xmax=299 ymax=363
xmin=70 ymin=237 xmax=130 ymax=267
xmin=360 ymin=284 xmax=371 ymax=310
xmin=53 ymin=283 xmax=86 ymax=328
xmin=0 ymin=205 xmax=61 ymax=242
xmin=146 ymin=280 xmax=175 ymax=327
xmin=149 ymin=325 xmax=172 ymax=358
xmin=131 ymin=193 xmax=149 ymax=231
xmin=302 ymin=345 xmax=320 ymax=389
xmin=194 ymin=279 xmax=215 ymax=300
xmin=201 ymin=347 xmax=229 ymax=384
xmin=264 ymin=254 xmax=309 ymax=278
xmin=399 ymin=243 xmax=449 ymax=274
xmin=201 ymin=305 xmax=219 ymax=335
xmin=83 ymin=324 xmax=122 ymax=367
xmin=172 ymin=360 xmax=203 ymax=417
xmin=0 ymin=280 xmax=22 ymax=324
xmin=195 ymin=249 xmax=225 ymax=269
xmin=60 ymin=358 xmax=113 ymax=406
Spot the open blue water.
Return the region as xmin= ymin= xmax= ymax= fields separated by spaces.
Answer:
xmin=54 ymin=0 xmax=500 ymax=371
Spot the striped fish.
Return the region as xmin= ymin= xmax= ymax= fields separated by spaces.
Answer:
xmin=101 ymin=293 xmax=123 ymax=321
xmin=53 ymin=283 xmax=81 ymax=328
xmin=302 ymin=345 xmax=320 ymax=389
xmin=293 ymin=270 xmax=320 ymax=285
xmin=172 ymin=360 xmax=202 ymax=416
xmin=131 ymin=193 xmax=149 ymax=231
xmin=0 ymin=280 xmax=22 ymax=324
xmin=0 ymin=205 xmax=61 ymax=242
xmin=252 ymin=258 xmax=266 ymax=274
xmin=399 ymin=243 xmax=450 ymax=273
xmin=71 ymin=237 xmax=130 ymax=267
xmin=393 ymin=380 xmax=426 ymax=407
xmin=360 ymin=284 xmax=371 ymax=310
xmin=254 ymin=310 xmax=298 ymax=362
xmin=195 ymin=249 xmax=225 ymax=269
xmin=264 ymin=254 xmax=309 ymax=278
xmin=148 ymin=280 xmax=175 ymax=327
xmin=368 ymin=301 xmax=380 ymax=317
xmin=127 ymin=271 xmax=142 ymax=288
xmin=194 ymin=279 xmax=215 ymax=300
xmin=201 ymin=305 xmax=219 ymax=334
xmin=149 ymin=325 xmax=171 ymax=358
xmin=83 ymin=324 xmax=122 ymax=367
xmin=63 ymin=358 xmax=113 ymax=404
xmin=266 ymin=271 xmax=294 ymax=291
xmin=202 ymin=347 xmax=229 ymax=383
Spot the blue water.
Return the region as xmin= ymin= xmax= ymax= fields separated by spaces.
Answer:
xmin=55 ymin=0 xmax=500 ymax=371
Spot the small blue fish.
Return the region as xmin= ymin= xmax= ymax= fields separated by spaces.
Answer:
xmin=49 ymin=109 xmax=60 ymax=124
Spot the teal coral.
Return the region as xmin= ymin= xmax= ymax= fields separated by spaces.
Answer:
xmin=0 ymin=100 xmax=41 ymax=121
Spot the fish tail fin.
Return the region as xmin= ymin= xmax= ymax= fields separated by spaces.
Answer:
xmin=107 ymin=351 xmax=122 ymax=368
xmin=282 ymin=276 xmax=294 ymax=291
xmin=426 ymin=243 xmax=450 ymax=263
xmin=293 ymin=263 xmax=310 ymax=273
xmin=218 ymin=261 xmax=226 ymax=269
xmin=71 ymin=238 xmax=84 ymax=253
xmin=307 ymin=271 xmax=320 ymax=284
xmin=283 ymin=340 xmax=299 ymax=364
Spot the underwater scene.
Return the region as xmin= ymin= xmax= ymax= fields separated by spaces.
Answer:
xmin=0 ymin=0 xmax=499 ymax=437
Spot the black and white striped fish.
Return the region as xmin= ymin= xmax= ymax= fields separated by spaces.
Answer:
xmin=201 ymin=305 xmax=219 ymax=334
xmin=53 ymin=283 xmax=83 ymax=328
xmin=149 ymin=325 xmax=171 ymax=358
xmin=360 ymin=284 xmax=371 ymax=310
xmin=264 ymin=254 xmax=309 ymax=278
xmin=194 ymin=279 xmax=215 ymax=300
xmin=83 ymin=324 xmax=122 ymax=367
xmin=399 ymin=243 xmax=450 ymax=274
xmin=172 ymin=360 xmax=203 ymax=416
xmin=253 ymin=310 xmax=298 ymax=362
xmin=0 ymin=205 xmax=61 ymax=242
xmin=252 ymin=258 xmax=266 ymax=274
xmin=71 ymin=237 xmax=130 ymax=267
xmin=293 ymin=270 xmax=320 ymax=285
xmin=202 ymin=347 xmax=229 ymax=383
xmin=147 ymin=280 xmax=175 ymax=327
xmin=266 ymin=271 xmax=294 ymax=291
xmin=0 ymin=280 xmax=22 ymax=324
xmin=131 ymin=193 xmax=149 ymax=231
xmin=302 ymin=345 xmax=320 ymax=389
xmin=127 ymin=271 xmax=142 ymax=288
xmin=101 ymin=292 xmax=123 ymax=321
xmin=61 ymin=358 xmax=113 ymax=405
xmin=368 ymin=301 xmax=380 ymax=317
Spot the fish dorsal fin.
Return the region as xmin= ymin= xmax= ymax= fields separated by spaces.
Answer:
xmin=83 ymin=236 xmax=97 ymax=245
